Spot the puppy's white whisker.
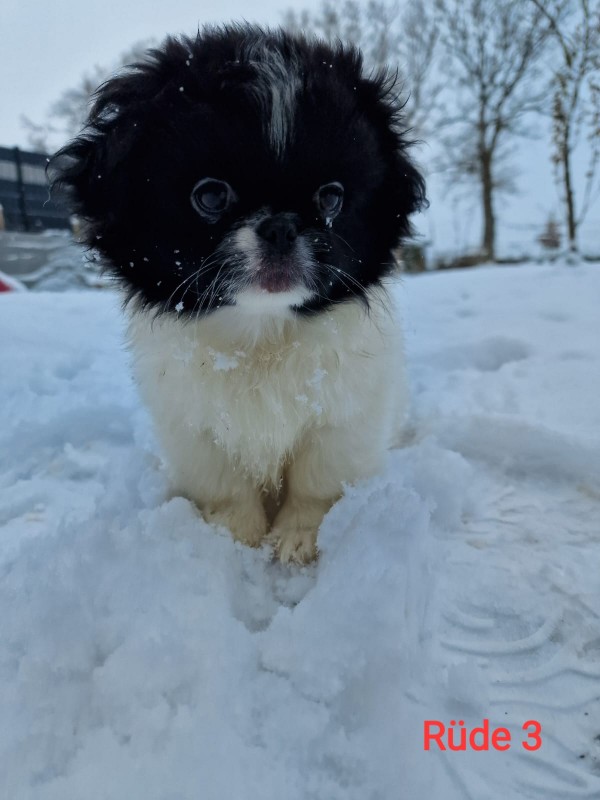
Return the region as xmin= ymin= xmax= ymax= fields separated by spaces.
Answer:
xmin=195 ymin=254 xmax=236 ymax=313
xmin=320 ymin=262 xmax=365 ymax=294
xmin=329 ymin=230 xmax=358 ymax=255
xmin=164 ymin=253 xmax=223 ymax=311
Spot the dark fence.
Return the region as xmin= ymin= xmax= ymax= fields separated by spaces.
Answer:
xmin=0 ymin=146 xmax=71 ymax=231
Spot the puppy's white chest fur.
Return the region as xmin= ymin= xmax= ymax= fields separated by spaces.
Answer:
xmin=127 ymin=290 xmax=407 ymax=561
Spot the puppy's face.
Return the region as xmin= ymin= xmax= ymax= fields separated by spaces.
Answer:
xmin=51 ymin=26 xmax=425 ymax=317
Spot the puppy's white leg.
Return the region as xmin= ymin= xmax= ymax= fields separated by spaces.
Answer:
xmin=165 ymin=432 xmax=268 ymax=547
xmin=202 ymin=489 xmax=268 ymax=548
xmin=273 ymin=421 xmax=387 ymax=564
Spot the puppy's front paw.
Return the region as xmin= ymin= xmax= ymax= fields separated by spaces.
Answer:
xmin=204 ymin=501 xmax=268 ymax=548
xmin=272 ymin=523 xmax=318 ymax=565
xmin=270 ymin=499 xmax=330 ymax=564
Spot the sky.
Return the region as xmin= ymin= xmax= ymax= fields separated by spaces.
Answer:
xmin=1 ymin=0 xmax=598 ymax=258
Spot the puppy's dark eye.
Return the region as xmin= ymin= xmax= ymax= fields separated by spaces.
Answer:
xmin=315 ymin=182 xmax=344 ymax=220
xmin=191 ymin=178 xmax=236 ymax=222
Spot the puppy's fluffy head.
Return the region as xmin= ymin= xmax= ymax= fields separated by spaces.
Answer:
xmin=50 ymin=24 xmax=426 ymax=317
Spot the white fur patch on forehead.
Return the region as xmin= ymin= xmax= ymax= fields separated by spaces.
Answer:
xmin=243 ymin=40 xmax=301 ymax=158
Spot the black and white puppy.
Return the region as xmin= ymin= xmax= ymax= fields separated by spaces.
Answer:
xmin=50 ymin=24 xmax=426 ymax=563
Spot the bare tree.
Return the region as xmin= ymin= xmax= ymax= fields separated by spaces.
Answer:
xmin=434 ymin=0 xmax=550 ymax=261
xmin=529 ymin=0 xmax=600 ymax=253
xmin=283 ymin=0 xmax=439 ymax=138
xmin=21 ymin=40 xmax=155 ymax=153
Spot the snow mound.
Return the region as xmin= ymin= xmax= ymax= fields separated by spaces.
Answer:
xmin=1 ymin=262 xmax=599 ymax=798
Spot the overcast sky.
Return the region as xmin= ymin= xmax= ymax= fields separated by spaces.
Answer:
xmin=2 ymin=0 xmax=597 ymax=257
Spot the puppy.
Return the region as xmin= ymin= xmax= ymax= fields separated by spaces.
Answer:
xmin=50 ymin=24 xmax=425 ymax=563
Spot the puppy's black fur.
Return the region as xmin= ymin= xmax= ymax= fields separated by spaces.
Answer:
xmin=50 ymin=24 xmax=426 ymax=315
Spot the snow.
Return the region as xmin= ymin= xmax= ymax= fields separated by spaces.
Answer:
xmin=207 ymin=348 xmax=241 ymax=371
xmin=1 ymin=261 xmax=600 ymax=798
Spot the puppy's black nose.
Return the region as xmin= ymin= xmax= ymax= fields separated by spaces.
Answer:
xmin=256 ymin=214 xmax=298 ymax=254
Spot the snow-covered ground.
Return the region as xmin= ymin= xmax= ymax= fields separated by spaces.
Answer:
xmin=1 ymin=261 xmax=599 ymax=799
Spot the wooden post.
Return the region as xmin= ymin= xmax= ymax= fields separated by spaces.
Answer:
xmin=13 ymin=147 xmax=30 ymax=232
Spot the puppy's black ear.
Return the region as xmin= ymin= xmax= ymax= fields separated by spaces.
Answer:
xmin=358 ymin=68 xmax=427 ymax=238
xmin=48 ymin=77 xmax=147 ymax=241
xmin=48 ymin=37 xmax=199 ymax=243
xmin=392 ymin=151 xmax=427 ymax=237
